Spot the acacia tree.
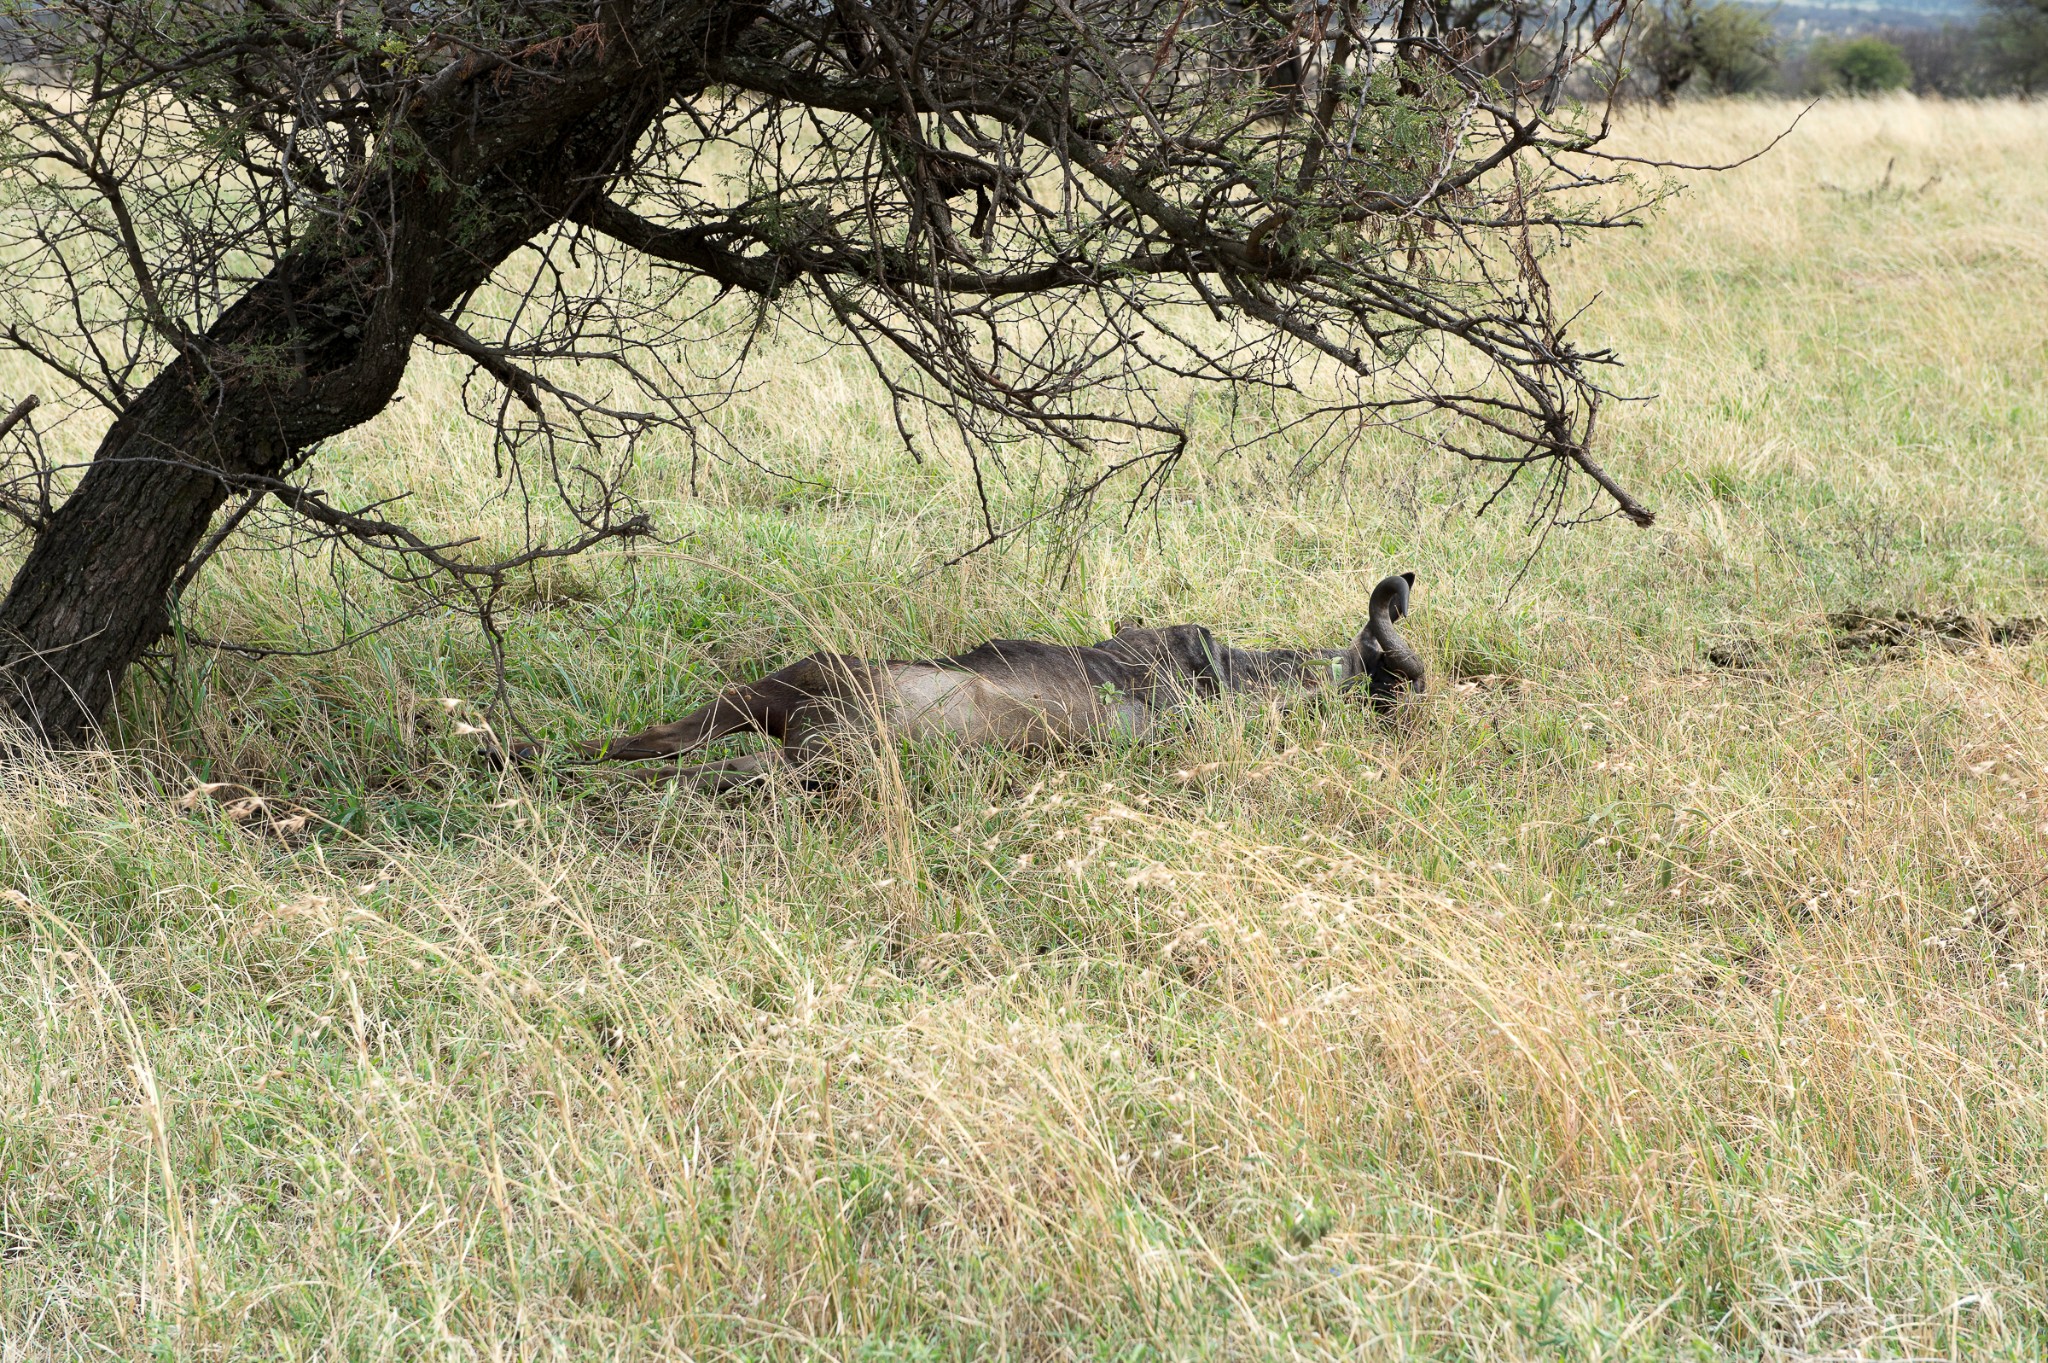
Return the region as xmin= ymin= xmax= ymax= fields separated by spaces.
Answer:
xmin=0 ymin=0 xmax=1648 ymax=747
xmin=1985 ymin=0 xmax=2048 ymax=90
xmin=1632 ymin=0 xmax=1777 ymax=101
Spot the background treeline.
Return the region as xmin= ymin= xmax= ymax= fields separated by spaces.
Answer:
xmin=1632 ymin=0 xmax=2048 ymax=98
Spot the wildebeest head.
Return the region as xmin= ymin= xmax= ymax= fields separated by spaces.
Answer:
xmin=1091 ymin=570 xmax=1422 ymax=706
xmin=1362 ymin=571 xmax=1423 ymax=700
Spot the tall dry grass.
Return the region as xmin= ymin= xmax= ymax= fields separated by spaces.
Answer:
xmin=2 ymin=96 xmax=2047 ymax=1359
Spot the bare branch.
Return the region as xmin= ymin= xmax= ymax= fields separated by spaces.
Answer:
xmin=0 ymin=394 xmax=39 ymax=446
xmin=418 ymin=311 xmax=547 ymax=416
xmin=0 ymin=0 xmax=1661 ymax=745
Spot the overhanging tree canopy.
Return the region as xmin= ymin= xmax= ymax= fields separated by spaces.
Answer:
xmin=0 ymin=0 xmax=1648 ymax=747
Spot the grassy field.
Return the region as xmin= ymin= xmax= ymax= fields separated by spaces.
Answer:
xmin=4 ymin=95 xmax=2048 ymax=1359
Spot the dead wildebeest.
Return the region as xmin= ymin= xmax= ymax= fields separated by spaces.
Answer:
xmin=503 ymin=572 xmax=1423 ymax=791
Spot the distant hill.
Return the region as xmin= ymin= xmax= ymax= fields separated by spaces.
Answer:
xmin=1743 ymin=0 xmax=1981 ymax=34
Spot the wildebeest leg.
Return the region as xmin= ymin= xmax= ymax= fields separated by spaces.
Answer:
xmin=576 ymin=684 xmax=777 ymax=761
xmin=610 ymin=749 xmax=789 ymax=792
xmin=507 ymin=654 xmax=859 ymax=765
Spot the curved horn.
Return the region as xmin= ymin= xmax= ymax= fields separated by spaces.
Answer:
xmin=1378 ymin=571 xmax=1414 ymax=622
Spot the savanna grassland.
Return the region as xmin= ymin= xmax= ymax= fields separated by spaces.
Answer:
xmin=3 ymin=97 xmax=2048 ymax=1360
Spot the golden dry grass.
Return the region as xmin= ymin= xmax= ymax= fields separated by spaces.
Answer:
xmin=3 ymin=96 xmax=2048 ymax=1359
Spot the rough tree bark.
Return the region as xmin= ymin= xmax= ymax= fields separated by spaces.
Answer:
xmin=0 ymin=10 xmax=740 ymax=745
xmin=0 ymin=213 xmax=433 ymax=740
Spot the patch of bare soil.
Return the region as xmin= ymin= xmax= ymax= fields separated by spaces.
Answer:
xmin=1703 ymin=639 xmax=1768 ymax=670
xmin=1700 ymin=609 xmax=2042 ymax=671
xmin=1826 ymin=608 xmax=2043 ymax=658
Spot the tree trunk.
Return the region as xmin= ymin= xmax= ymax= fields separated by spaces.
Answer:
xmin=0 ymin=219 xmax=434 ymax=746
xmin=0 ymin=4 xmax=767 ymax=746
xmin=0 ymin=260 xmax=435 ymax=742
xmin=0 ymin=410 xmax=244 ymax=745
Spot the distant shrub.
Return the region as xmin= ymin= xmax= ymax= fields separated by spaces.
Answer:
xmin=1633 ymin=3 xmax=1699 ymax=101
xmin=1791 ymin=12 xmax=2043 ymax=97
xmin=1635 ymin=0 xmax=1780 ymax=100
xmin=1983 ymin=0 xmax=2048 ymax=91
xmin=1879 ymin=23 xmax=2001 ymax=95
xmin=1807 ymin=36 xmax=1914 ymax=93
xmin=1692 ymin=4 xmax=1781 ymax=91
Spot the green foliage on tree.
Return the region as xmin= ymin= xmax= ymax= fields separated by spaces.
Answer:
xmin=1635 ymin=0 xmax=1779 ymax=101
xmin=1806 ymin=35 xmax=1914 ymax=93
xmin=1691 ymin=5 xmax=1781 ymax=92
xmin=1983 ymin=0 xmax=2048 ymax=90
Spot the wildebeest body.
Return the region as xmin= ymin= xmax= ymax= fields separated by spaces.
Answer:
xmin=517 ymin=573 xmax=1422 ymax=790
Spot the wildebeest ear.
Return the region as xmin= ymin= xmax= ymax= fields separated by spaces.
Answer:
xmin=1401 ymin=571 xmax=1416 ymax=587
xmin=1113 ymin=616 xmax=1144 ymax=634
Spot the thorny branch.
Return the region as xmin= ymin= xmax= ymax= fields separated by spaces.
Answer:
xmin=0 ymin=0 xmax=1677 ymax=693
